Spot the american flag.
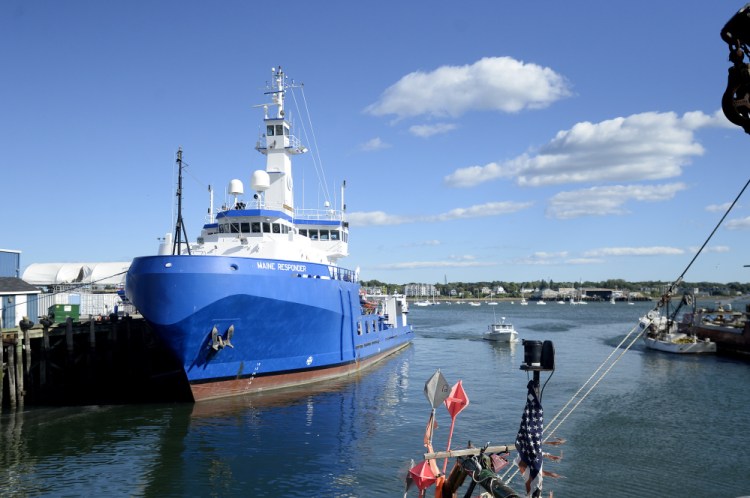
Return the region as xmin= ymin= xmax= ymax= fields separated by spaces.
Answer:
xmin=514 ymin=380 xmax=543 ymax=497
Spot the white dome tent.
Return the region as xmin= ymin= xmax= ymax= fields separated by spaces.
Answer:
xmin=22 ymin=262 xmax=132 ymax=318
xmin=22 ymin=262 xmax=130 ymax=287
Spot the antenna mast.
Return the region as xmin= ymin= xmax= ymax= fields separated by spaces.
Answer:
xmin=172 ymin=147 xmax=191 ymax=255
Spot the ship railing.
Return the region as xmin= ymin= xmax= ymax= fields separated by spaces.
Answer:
xmin=294 ymin=207 xmax=344 ymax=221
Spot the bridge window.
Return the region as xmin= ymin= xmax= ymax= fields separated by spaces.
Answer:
xmin=251 ymin=222 xmax=261 ymax=233
xmin=276 ymin=125 xmax=284 ymax=136
xmin=267 ymin=125 xmax=274 ymax=136
xmin=309 ymin=229 xmax=319 ymax=240
xmin=272 ymin=223 xmax=280 ymax=233
xmin=299 ymin=229 xmax=308 ymax=237
xmin=330 ymin=230 xmax=340 ymax=241
xmin=320 ymin=230 xmax=329 ymax=241
xmin=262 ymin=222 xmax=271 ymax=233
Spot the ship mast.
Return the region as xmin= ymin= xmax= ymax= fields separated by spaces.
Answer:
xmin=255 ymin=66 xmax=307 ymax=216
xmin=172 ymin=147 xmax=191 ymax=255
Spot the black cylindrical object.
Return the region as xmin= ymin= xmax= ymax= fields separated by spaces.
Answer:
xmin=522 ymin=340 xmax=543 ymax=367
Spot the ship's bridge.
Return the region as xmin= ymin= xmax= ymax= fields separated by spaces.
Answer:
xmin=197 ymin=205 xmax=349 ymax=260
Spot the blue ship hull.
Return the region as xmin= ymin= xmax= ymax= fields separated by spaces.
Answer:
xmin=126 ymin=255 xmax=413 ymax=401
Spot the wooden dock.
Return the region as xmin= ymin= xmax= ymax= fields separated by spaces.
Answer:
xmin=1 ymin=315 xmax=192 ymax=409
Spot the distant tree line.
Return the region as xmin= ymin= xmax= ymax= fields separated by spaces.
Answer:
xmin=360 ymin=278 xmax=750 ymax=299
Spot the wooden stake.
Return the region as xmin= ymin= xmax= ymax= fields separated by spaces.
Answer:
xmin=0 ymin=341 xmax=5 ymax=408
xmin=40 ymin=322 xmax=50 ymax=387
xmin=8 ymin=340 xmax=16 ymax=408
xmin=15 ymin=332 xmax=24 ymax=404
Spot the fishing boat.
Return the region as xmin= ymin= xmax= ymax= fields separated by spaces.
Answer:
xmin=125 ymin=67 xmax=414 ymax=402
xmin=483 ymin=315 xmax=518 ymax=343
xmin=638 ymin=310 xmax=716 ymax=354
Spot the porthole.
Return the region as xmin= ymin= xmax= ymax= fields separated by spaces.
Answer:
xmin=230 ymin=264 xmax=239 ymax=271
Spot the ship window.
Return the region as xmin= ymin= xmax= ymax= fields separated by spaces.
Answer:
xmin=272 ymin=223 xmax=280 ymax=233
xmin=330 ymin=230 xmax=340 ymax=241
xmin=262 ymin=222 xmax=271 ymax=233
xmin=231 ymin=223 xmax=240 ymax=233
xmin=320 ymin=230 xmax=329 ymax=241
xmin=241 ymin=223 xmax=250 ymax=233
xmin=357 ymin=322 xmax=362 ymax=336
xmin=267 ymin=125 xmax=274 ymax=136
xmin=365 ymin=321 xmax=370 ymax=334
xmin=282 ymin=225 xmax=289 ymax=234
xmin=299 ymin=229 xmax=308 ymax=237
xmin=275 ymin=125 xmax=283 ymax=136
xmin=309 ymin=229 xmax=319 ymax=240
xmin=251 ymin=222 xmax=261 ymax=233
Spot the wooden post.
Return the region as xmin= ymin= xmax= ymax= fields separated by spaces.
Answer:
xmin=89 ymin=317 xmax=96 ymax=351
xmin=8 ymin=339 xmax=17 ymax=408
xmin=0 ymin=340 xmax=5 ymax=408
xmin=15 ymin=331 xmax=24 ymax=405
xmin=66 ymin=317 xmax=74 ymax=359
xmin=40 ymin=321 xmax=50 ymax=386
xmin=88 ymin=317 xmax=97 ymax=389
xmin=23 ymin=323 xmax=31 ymax=386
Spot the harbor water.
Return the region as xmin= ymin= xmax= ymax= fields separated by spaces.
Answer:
xmin=1 ymin=301 xmax=748 ymax=497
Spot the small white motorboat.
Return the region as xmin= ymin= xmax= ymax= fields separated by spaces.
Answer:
xmin=484 ymin=316 xmax=518 ymax=343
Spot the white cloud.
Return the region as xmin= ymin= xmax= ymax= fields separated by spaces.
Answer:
xmin=346 ymin=211 xmax=410 ymax=226
xmin=565 ymin=258 xmax=605 ymax=265
xmin=725 ymin=216 xmax=750 ymax=230
xmin=373 ymin=260 xmax=495 ymax=270
xmin=583 ymin=246 xmax=685 ymax=257
xmin=360 ymin=137 xmax=390 ymax=151
xmin=409 ymin=123 xmax=457 ymax=138
xmin=401 ymin=240 xmax=442 ymax=248
xmin=364 ymin=57 xmax=571 ymax=119
xmin=514 ymin=251 xmax=569 ymax=265
xmin=706 ymin=202 xmax=733 ymax=213
xmin=348 ymin=201 xmax=533 ymax=226
xmin=546 ymin=183 xmax=686 ymax=219
xmin=445 ymin=111 xmax=720 ymax=188
xmin=688 ymin=245 xmax=730 ymax=253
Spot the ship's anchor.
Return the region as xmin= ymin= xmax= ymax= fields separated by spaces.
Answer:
xmin=211 ymin=324 xmax=235 ymax=350
xmin=721 ymin=3 xmax=750 ymax=134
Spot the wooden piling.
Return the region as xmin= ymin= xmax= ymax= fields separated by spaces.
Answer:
xmin=23 ymin=324 xmax=31 ymax=385
xmin=66 ymin=318 xmax=74 ymax=357
xmin=40 ymin=322 xmax=50 ymax=387
xmin=0 ymin=340 xmax=5 ymax=408
xmin=8 ymin=339 xmax=16 ymax=408
xmin=89 ymin=318 xmax=96 ymax=351
xmin=15 ymin=332 xmax=24 ymax=405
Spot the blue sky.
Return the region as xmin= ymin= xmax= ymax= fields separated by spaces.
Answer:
xmin=3 ymin=1 xmax=750 ymax=285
